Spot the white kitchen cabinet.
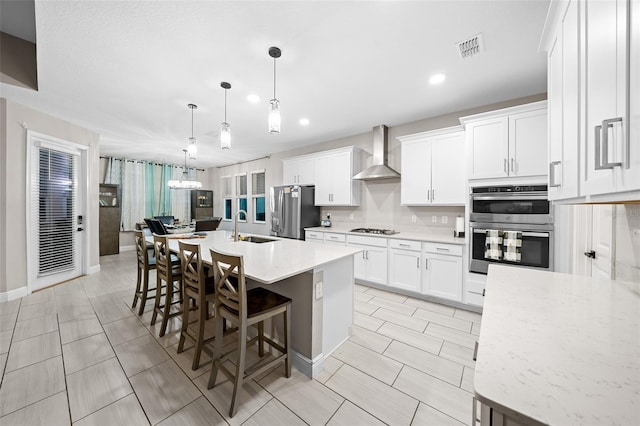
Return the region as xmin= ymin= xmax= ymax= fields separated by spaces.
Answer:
xmin=347 ymin=235 xmax=387 ymax=285
xmin=388 ymin=239 xmax=422 ymax=292
xmin=313 ymin=147 xmax=361 ymax=206
xmin=422 ymin=242 xmax=463 ymax=302
xmin=461 ymin=102 xmax=548 ymax=182
xmin=283 ymin=156 xmax=315 ymax=185
xmin=399 ymin=127 xmax=465 ymax=206
xmin=541 ymin=0 xmax=640 ymax=203
xmin=305 ymin=230 xmax=324 ymax=242
xmin=323 ymin=232 xmax=346 ymax=246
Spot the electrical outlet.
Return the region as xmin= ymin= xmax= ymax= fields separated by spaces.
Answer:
xmin=411 ymin=215 xmax=417 ymax=223
xmin=432 ymin=215 xmax=438 ymax=223
xmin=441 ymin=216 xmax=448 ymax=224
xmin=349 ymin=213 xmax=354 ymax=220
xmin=315 ymin=282 xmax=323 ymax=299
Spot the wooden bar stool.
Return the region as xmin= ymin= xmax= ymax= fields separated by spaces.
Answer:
xmin=151 ymin=235 xmax=183 ymax=337
xmin=177 ymin=240 xmax=216 ymax=370
xmin=207 ymin=249 xmax=292 ymax=418
xmin=132 ymin=230 xmax=157 ymax=315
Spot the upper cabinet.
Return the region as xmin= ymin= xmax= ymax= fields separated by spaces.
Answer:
xmin=282 ymin=146 xmax=361 ymax=206
xmin=542 ymin=0 xmax=640 ymax=203
xmin=398 ymin=126 xmax=466 ymax=206
xmin=460 ymin=101 xmax=548 ymax=182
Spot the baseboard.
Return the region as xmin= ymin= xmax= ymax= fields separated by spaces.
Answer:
xmin=0 ymin=286 xmax=29 ymax=303
xmin=87 ymin=264 xmax=101 ymax=274
xmin=291 ymin=351 xmax=326 ymax=379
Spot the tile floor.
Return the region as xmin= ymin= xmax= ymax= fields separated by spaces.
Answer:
xmin=0 ymin=252 xmax=481 ymax=425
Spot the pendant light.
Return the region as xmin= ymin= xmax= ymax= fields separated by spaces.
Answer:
xmin=168 ymin=149 xmax=202 ymax=189
xmin=268 ymin=46 xmax=281 ymax=134
xmin=187 ymin=103 xmax=197 ymax=159
xmin=220 ymin=82 xmax=231 ymax=149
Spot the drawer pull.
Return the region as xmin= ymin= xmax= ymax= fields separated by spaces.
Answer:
xmin=399 ymin=243 xmax=410 ymax=247
xmin=436 ymin=247 xmax=450 ymax=252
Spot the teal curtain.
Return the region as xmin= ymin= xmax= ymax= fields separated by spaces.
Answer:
xmin=144 ymin=162 xmax=156 ymax=218
xmin=158 ymin=164 xmax=172 ymax=215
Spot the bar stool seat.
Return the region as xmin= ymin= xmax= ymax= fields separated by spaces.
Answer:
xmin=151 ymin=235 xmax=184 ymax=337
xmin=132 ymin=229 xmax=157 ymax=315
xmin=207 ymin=249 xmax=292 ymax=418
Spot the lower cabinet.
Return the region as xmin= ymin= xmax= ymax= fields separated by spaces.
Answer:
xmin=347 ymin=235 xmax=388 ymax=285
xmin=324 ymin=232 xmax=346 ymax=246
xmin=388 ymin=239 xmax=422 ymax=292
xmin=422 ymin=242 xmax=463 ymax=302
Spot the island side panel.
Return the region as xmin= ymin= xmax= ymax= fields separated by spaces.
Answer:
xmin=319 ymin=255 xmax=354 ymax=357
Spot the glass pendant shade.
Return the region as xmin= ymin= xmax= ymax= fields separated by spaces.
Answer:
xmin=269 ymin=98 xmax=281 ymax=134
xmin=220 ymin=122 xmax=231 ymax=149
xmin=168 ymin=177 xmax=202 ymax=190
xmin=187 ymin=137 xmax=197 ymax=159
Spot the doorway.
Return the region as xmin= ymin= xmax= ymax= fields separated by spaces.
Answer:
xmin=26 ymin=131 xmax=88 ymax=292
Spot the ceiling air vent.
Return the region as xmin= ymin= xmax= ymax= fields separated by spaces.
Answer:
xmin=457 ymin=33 xmax=484 ymax=59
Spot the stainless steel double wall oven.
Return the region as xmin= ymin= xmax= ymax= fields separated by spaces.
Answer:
xmin=469 ymin=185 xmax=553 ymax=274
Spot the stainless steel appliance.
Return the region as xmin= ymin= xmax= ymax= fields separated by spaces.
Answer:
xmin=350 ymin=228 xmax=399 ymax=235
xmin=270 ymin=185 xmax=321 ymax=240
xmin=469 ymin=185 xmax=553 ymax=274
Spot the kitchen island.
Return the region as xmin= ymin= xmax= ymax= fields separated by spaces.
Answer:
xmin=475 ymin=265 xmax=640 ymax=425
xmin=159 ymin=230 xmax=361 ymax=378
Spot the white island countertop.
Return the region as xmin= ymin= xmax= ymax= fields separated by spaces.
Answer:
xmin=475 ymin=265 xmax=640 ymax=425
xmin=163 ymin=230 xmax=362 ymax=284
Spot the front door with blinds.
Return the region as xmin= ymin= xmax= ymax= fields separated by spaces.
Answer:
xmin=27 ymin=131 xmax=87 ymax=292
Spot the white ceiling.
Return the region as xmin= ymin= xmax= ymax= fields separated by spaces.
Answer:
xmin=0 ymin=0 xmax=550 ymax=168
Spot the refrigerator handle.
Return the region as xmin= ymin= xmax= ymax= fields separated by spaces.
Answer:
xmin=277 ymin=189 xmax=284 ymax=233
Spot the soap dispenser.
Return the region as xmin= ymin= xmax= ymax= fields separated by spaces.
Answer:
xmin=321 ymin=213 xmax=332 ymax=227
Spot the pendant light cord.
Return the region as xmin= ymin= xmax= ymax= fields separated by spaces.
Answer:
xmin=191 ymin=107 xmax=194 ymax=138
xmin=224 ymin=88 xmax=228 ymax=122
xmin=273 ymin=58 xmax=277 ymax=99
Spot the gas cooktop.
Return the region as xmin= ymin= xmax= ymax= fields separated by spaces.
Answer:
xmin=350 ymin=228 xmax=399 ymax=235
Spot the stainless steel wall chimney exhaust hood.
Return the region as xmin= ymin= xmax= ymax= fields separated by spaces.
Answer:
xmin=352 ymin=125 xmax=401 ymax=180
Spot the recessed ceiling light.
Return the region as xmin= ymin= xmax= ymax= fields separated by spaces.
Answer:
xmin=429 ymin=73 xmax=446 ymax=85
xmin=247 ymin=94 xmax=260 ymax=103
xmin=299 ymin=118 xmax=310 ymax=126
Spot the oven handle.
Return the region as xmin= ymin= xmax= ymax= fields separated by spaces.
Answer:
xmin=471 ymin=194 xmax=549 ymax=201
xmin=472 ymin=228 xmax=549 ymax=238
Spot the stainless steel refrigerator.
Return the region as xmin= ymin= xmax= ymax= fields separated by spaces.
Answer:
xmin=270 ymin=185 xmax=320 ymax=240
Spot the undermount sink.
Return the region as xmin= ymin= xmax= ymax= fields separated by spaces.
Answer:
xmin=240 ymin=235 xmax=277 ymax=244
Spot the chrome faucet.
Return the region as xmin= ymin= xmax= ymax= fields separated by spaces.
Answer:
xmin=233 ymin=210 xmax=247 ymax=242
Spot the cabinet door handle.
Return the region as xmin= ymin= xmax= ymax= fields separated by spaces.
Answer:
xmin=365 ymin=250 xmax=369 ymax=260
xmin=425 ymin=259 xmax=429 ymax=269
xmin=510 ymin=158 xmax=515 ymax=173
xmin=549 ymin=161 xmax=561 ymax=187
xmin=416 ymin=257 xmax=420 ymax=268
xmin=432 ymin=189 xmax=435 ymax=201
xmin=595 ymin=118 xmax=623 ymax=170
xmin=427 ymin=190 xmax=430 ymax=201
xmin=503 ymin=158 xmax=508 ymax=173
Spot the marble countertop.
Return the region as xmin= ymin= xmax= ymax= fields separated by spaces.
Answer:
xmin=159 ymin=230 xmax=361 ymax=284
xmin=305 ymin=225 xmax=465 ymax=245
xmin=475 ymin=265 xmax=640 ymax=425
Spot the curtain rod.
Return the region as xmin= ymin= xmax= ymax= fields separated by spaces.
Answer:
xmin=99 ymin=156 xmax=205 ymax=171
xmin=216 ymin=155 xmax=271 ymax=169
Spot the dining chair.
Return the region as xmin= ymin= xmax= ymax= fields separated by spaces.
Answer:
xmin=195 ymin=218 xmax=221 ymax=232
xmin=144 ymin=218 xmax=168 ymax=235
xmin=177 ymin=240 xmax=216 ymax=370
xmin=132 ymin=230 xmax=157 ymax=315
xmin=151 ymin=235 xmax=183 ymax=337
xmin=207 ymin=249 xmax=292 ymax=418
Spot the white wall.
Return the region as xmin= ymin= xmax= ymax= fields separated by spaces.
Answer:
xmin=0 ymin=98 xmax=100 ymax=295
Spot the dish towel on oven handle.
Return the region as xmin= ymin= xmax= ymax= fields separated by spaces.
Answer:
xmin=503 ymin=231 xmax=522 ymax=262
xmin=484 ymin=230 xmax=503 ymax=260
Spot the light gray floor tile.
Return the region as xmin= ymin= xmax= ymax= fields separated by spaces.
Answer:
xmin=90 ymin=295 xmax=134 ymax=324
xmin=114 ymin=334 xmax=170 ymax=377
xmin=0 ymin=330 xmax=12 ymax=354
xmin=0 ymin=391 xmax=70 ymax=426
xmin=372 ymin=308 xmax=427 ymax=332
xmin=353 ymin=291 xmax=373 ymax=302
xmin=12 ymin=313 xmax=58 ymax=342
xmin=5 ymin=331 xmax=61 ymax=372
xmin=368 ymin=296 xmax=418 ymax=316
xmin=353 ymin=312 xmax=384 ymax=332
xmin=0 ymin=299 xmax=20 ymax=316
xmin=325 ymin=364 xmax=418 ymax=426
xmin=0 ymin=356 xmax=66 ymax=417
xmin=440 ymin=341 xmax=476 ymax=368
xmin=393 ymin=366 xmax=472 ymax=424
xmin=332 ymin=340 xmax=402 ymax=386
xmin=156 ymin=396 xmax=226 ymax=426
xmin=471 ymin=321 xmax=482 ymax=336
xmin=453 ymin=308 xmax=482 ymax=323
xmin=354 ymin=300 xmax=378 ymax=315
xmin=0 ymin=353 xmax=6 ymax=374
xmin=377 ymin=322 xmax=443 ymax=355
xmin=243 ymin=398 xmax=305 ymax=426
xmin=349 ymin=325 xmax=392 ymax=353
xmin=326 ymin=400 xmax=386 ymax=426
xmin=0 ymin=312 xmax=18 ymax=332
xmin=259 ymin=368 xmax=344 ymax=425
xmin=363 ymin=287 xmax=408 ymax=303
xmin=63 ymin=333 xmax=115 ymax=375
xmin=17 ymin=302 xmax=57 ymax=322
xmin=130 ymin=359 xmax=201 ymax=425
xmin=102 ymin=316 xmax=148 ymax=346
xmin=384 ymin=340 xmax=463 ymax=386
xmin=412 ymin=402 xmax=465 ymax=425
xmin=194 ymin=360 xmax=273 ymax=426
xmin=424 ymin=323 xmax=478 ymax=349
xmin=19 ymin=289 xmax=55 ymax=307
xmin=314 ymin=355 xmax=343 ymax=384
xmin=53 ymin=279 xmax=86 ymax=297
xmin=59 ymin=314 xmax=103 ymax=344
xmin=56 ymin=302 xmax=96 ymax=324
xmin=167 ymin=342 xmax=213 ymax=380
xmin=74 ymin=394 xmax=149 ymax=426
xmin=413 ymin=308 xmax=472 ymax=332
xmin=354 ymin=284 xmax=369 ymax=293
xmin=403 ymin=297 xmax=456 ymax=316
xmin=461 ymin=366 xmax=474 ymax=393
xmin=66 ymin=357 xmax=133 ymax=422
